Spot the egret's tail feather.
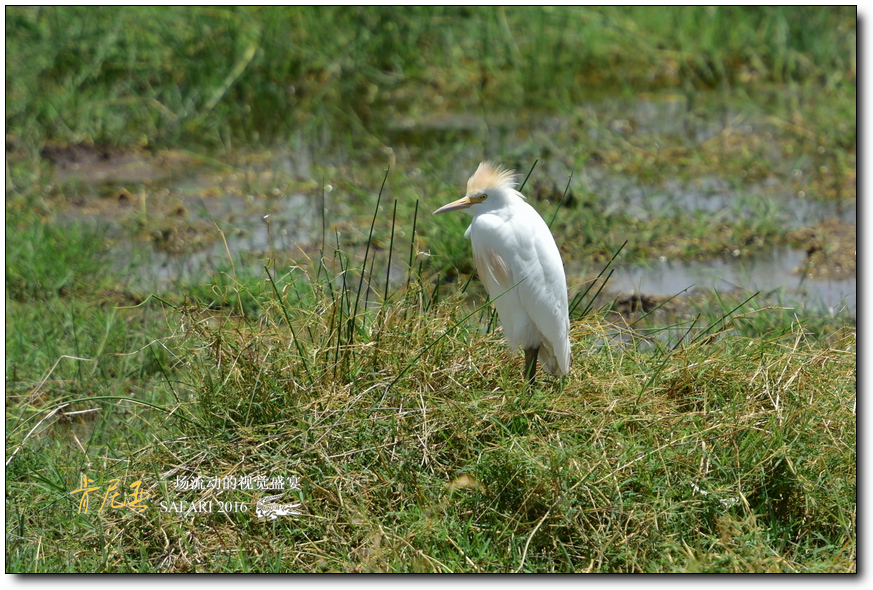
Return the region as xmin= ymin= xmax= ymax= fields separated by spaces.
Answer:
xmin=540 ymin=341 xmax=570 ymax=376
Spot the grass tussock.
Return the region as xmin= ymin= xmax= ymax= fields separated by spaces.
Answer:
xmin=154 ymin=268 xmax=857 ymax=572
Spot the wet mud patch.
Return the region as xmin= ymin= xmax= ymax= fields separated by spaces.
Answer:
xmin=41 ymin=142 xmax=196 ymax=184
xmin=47 ymin=177 xmax=220 ymax=256
xmin=35 ymin=144 xmax=326 ymax=289
xmin=35 ymin=145 xmax=310 ymax=257
xmin=611 ymin=292 xmax=684 ymax=316
xmin=788 ymin=220 xmax=855 ymax=280
xmin=136 ymin=203 xmax=218 ymax=255
xmin=39 ymin=142 xmax=220 ymax=255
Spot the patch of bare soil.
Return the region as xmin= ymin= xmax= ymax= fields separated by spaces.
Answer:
xmin=136 ymin=202 xmax=217 ymax=255
xmin=789 ymin=220 xmax=856 ymax=280
xmin=38 ymin=143 xmax=219 ymax=255
xmin=41 ymin=142 xmax=194 ymax=184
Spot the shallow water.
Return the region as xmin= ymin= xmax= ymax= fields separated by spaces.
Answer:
xmin=602 ymin=248 xmax=855 ymax=317
xmin=50 ymin=94 xmax=855 ymax=321
xmin=134 ymin=176 xmax=854 ymax=320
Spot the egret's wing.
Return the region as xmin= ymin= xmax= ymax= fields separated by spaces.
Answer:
xmin=469 ymin=215 xmax=527 ymax=352
xmin=473 ymin=244 xmax=513 ymax=294
xmin=508 ymin=211 xmax=571 ymax=375
xmin=470 ymin=207 xmax=571 ymax=375
xmin=468 ymin=214 xmax=515 ymax=294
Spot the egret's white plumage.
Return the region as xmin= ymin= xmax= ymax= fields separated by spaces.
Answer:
xmin=434 ymin=161 xmax=570 ymax=382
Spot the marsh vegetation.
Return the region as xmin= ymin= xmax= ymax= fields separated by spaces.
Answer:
xmin=5 ymin=6 xmax=856 ymax=572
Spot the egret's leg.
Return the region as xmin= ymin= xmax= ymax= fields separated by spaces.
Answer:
xmin=524 ymin=347 xmax=539 ymax=385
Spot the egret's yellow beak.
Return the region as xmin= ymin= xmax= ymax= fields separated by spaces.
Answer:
xmin=433 ymin=196 xmax=473 ymax=215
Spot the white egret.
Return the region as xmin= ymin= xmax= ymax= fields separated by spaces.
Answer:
xmin=434 ymin=161 xmax=570 ymax=384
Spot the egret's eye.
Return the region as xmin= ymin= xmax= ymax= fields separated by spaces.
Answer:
xmin=474 ymin=193 xmax=488 ymax=202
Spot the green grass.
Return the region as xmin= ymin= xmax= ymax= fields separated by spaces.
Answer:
xmin=5 ymin=6 xmax=855 ymax=573
xmin=5 ymin=6 xmax=855 ymax=152
xmin=5 ymin=204 xmax=856 ymax=572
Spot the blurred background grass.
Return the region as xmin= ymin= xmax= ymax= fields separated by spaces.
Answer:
xmin=5 ymin=6 xmax=856 ymax=151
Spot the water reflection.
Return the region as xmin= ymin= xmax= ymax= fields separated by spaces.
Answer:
xmin=602 ymin=247 xmax=855 ymax=317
